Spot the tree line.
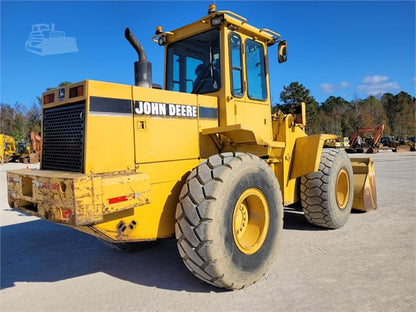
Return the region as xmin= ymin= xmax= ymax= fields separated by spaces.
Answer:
xmin=0 ymin=102 xmax=41 ymax=143
xmin=1 ymin=81 xmax=415 ymax=144
xmin=274 ymin=82 xmax=415 ymax=138
xmin=0 ymin=82 xmax=71 ymax=143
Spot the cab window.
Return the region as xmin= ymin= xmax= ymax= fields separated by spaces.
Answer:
xmin=245 ymin=39 xmax=267 ymax=100
xmin=166 ymin=29 xmax=221 ymax=94
xmin=229 ymin=33 xmax=243 ymax=97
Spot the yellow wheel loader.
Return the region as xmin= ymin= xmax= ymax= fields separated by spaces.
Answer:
xmin=7 ymin=4 xmax=377 ymax=290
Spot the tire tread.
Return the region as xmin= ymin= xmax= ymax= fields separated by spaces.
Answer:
xmin=300 ymin=148 xmax=353 ymax=229
xmin=176 ymin=152 xmax=282 ymax=289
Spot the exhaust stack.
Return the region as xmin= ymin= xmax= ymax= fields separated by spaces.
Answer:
xmin=125 ymin=28 xmax=152 ymax=88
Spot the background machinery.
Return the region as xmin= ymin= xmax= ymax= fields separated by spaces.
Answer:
xmin=7 ymin=4 xmax=377 ymax=290
xmin=346 ymin=123 xmax=384 ymax=153
xmin=392 ymin=136 xmax=413 ymax=152
xmin=29 ymin=131 xmax=41 ymax=163
xmin=1 ymin=134 xmax=16 ymax=163
xmin=1 ymin=132 xmax=41 ymax=164
xmin=406 ymin=137 xmax=415 ymax=151
xmin=379 ymin=135 xmax=413 ymax=152
xmin=8 ymin=141 xmax=31 ymax=163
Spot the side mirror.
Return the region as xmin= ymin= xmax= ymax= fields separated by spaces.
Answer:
xmin=278 ymin=40 xmax=287 ymax=63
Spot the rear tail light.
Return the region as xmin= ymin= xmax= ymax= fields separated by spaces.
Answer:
xmin=43 ymin=93 xmax=55 ymax=104
xmin=69 ymin=85 xmax=84 ymax=98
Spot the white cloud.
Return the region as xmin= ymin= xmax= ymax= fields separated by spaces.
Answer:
xmin=413 ymin=77 xmax=416 ymax=83
xmin=357 ymin=75 xmax=400 ymax=96
xmin=320 ymin=81 xmax=350 ymax=94
xmin=361 ymin=75 xmax=388 ymax=84
xmin=320 ymin=83 xmax=334 ymax=94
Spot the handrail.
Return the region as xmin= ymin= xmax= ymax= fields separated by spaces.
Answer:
xmin=259 ymin=28 xmax=281 ymax=39
xmin=217 ymin=10 xmax=247 ymax=24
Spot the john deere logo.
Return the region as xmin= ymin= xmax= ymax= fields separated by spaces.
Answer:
xmin=58 ymin=88 xmax=65 ymax=101
xmin=134 ymin=101 xmax=197 ymax=118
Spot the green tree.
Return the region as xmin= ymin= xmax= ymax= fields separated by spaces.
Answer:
xmin=9 ymin=102 xmax=27 ymax=142
xmin=341 ymin=112 xmax=358 ymax=138
xmin=273 ymin=83 xmax=413 ymax=139
xmin=381 ymin=91 xmax=415 ymax=137
xmin=320 ymin=96 xmax=351 ymax=136
xmin=381 ymin=93 xmax=395 ymax=134
xmin=358 ymin=96 xmax=389 ymax=131
xmin=393 ymin=92 xmax=415 ymax=137
xmin=277 ymin=82 xmax=319 ymax=134
xmin=1 ymin=81 xmax=69 ymax=147
xmin=0 ymin=103 xmax=14 ymax=135
xmin=1 ymin=100 xmax=41 ymax=145
xmin=46 ymin=81 xmax=72 ymax=91
xmin=26 ymin=102 xmax=41 ymax=135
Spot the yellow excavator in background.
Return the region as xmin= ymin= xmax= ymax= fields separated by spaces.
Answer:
xmin=8 ymin=141 xmax=31 ymax=163
xmin=2 ymin=132 xmax=41 ymax=164
xmin=1 ymin=134 xmax=16 ymax=163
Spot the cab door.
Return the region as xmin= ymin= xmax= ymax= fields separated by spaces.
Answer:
xmin=229 ymin=32 xmax=273 ymax=142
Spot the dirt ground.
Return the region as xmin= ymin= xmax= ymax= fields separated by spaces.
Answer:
xmin=1 ymin=152 xmax=415 ymax=312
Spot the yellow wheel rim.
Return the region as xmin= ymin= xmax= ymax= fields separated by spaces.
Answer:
xmin=232 ymin=188 xmax=269 ymax=255
xmin=336 ymin=169 xmax=350 ymax=209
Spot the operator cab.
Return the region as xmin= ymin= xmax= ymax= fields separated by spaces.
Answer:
xmin=154 ymin=4 xmax=288 ymax=141
xmin=156 ymin=4 xmax=287 ymax=98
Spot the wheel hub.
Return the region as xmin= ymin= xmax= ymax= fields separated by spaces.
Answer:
xmin=235 ymin=202 xmax=249 ymax=238
xmin=336 ymin=169 xmax=350 ymax=209
xmin=232 ymin=188 xmax=269 ymax=255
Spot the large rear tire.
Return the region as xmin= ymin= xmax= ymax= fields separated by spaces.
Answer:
xmin=175 ymin=153 xmax=283 ymax=290
xmin=300 ymin=148 xmax=354 ymax=229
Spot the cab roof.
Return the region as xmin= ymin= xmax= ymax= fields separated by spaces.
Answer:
xmin=153 ymin=4 xmax=280 ymax=46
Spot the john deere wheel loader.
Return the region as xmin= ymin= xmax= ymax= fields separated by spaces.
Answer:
xmin=7 ymin=4 xmax=377 ymax=290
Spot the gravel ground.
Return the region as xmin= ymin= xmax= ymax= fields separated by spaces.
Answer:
xmin=1 ymin=151 xmax=415 ymax=312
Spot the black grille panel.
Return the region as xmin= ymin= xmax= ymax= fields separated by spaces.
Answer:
xmin=42 ymin=102 xmax=85 ymax=172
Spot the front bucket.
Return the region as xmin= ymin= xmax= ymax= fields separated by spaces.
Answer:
xmin=350 ymin=157 xmax=377 ymax=211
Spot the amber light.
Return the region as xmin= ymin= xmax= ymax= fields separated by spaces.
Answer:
xmin=43 ymin=93 xmax=55 ymax=104
xmin=69 ymin=85 xmax=84 ymax=98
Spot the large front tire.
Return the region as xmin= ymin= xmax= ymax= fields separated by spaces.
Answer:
xmin=175 ymin=153 xmax=283 ymax=290
xmin=300 ymin=148 xmax=354 ymax=229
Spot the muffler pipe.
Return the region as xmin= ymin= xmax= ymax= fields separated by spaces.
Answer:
xmin=125 ymin=28 xmax=152 ymax=88
xmin=125 ymin=28 xmax=147 ymax=62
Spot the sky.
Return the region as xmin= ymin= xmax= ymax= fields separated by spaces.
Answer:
xmin=1 ymin=0 xmax=415 ymax=107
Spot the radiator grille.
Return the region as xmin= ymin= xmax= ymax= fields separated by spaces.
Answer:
xmin=42 ymin=102 xmax=85 ymax=172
